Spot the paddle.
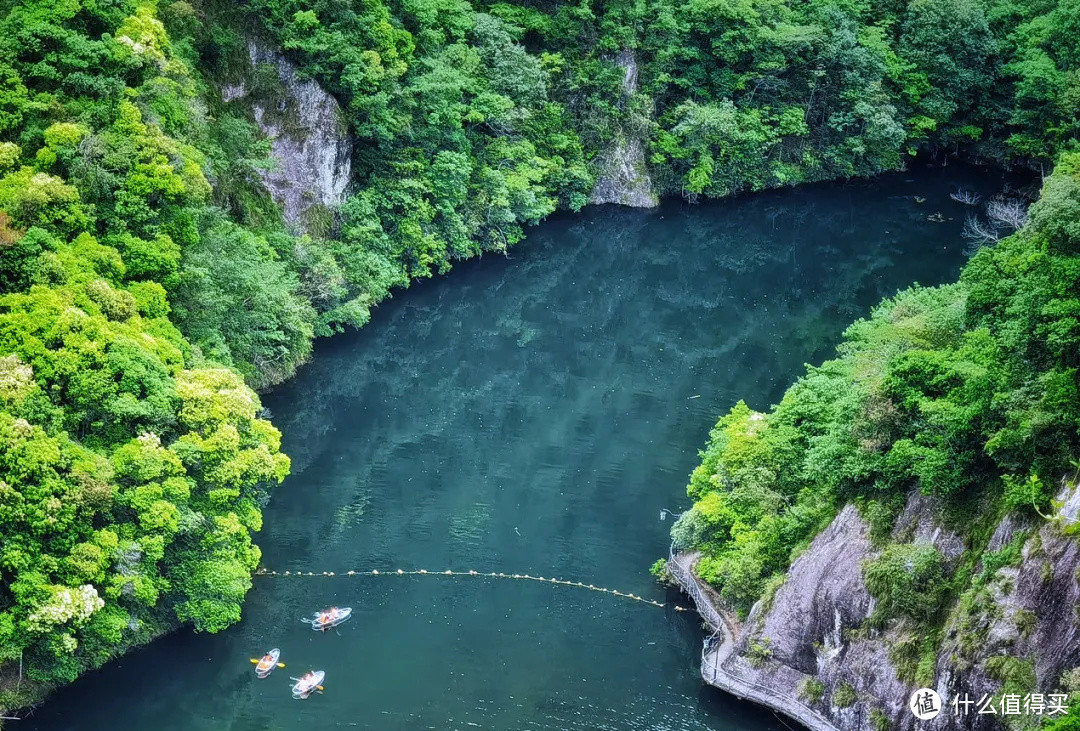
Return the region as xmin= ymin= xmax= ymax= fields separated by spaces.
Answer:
xmin=250 ymin=658 xmax=286 ymax=668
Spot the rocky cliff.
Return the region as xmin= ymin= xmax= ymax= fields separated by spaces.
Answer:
xmin=675 ymin=483 xmax=1080 ymax=731
xmin=222 ymin=40 xmax=352 ymax=231
xmin=588 ymin=50 xmax=658 ymax=208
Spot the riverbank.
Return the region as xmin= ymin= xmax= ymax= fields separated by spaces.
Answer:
xmin=16 ymin=167 xmax=994 ymax=731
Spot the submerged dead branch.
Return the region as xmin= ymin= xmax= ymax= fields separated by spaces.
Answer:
xmin=962 ymin=214 xmax=1002 ymax=250
xmin=986 ymin=198 xmax=1029 ymax=232
xmin=950 ymin=189 xmax=982 ymax=205
xmin=962 ymin=195 xmax=1031 ymax=254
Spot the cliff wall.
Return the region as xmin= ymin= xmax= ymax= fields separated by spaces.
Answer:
xmin=222 ymin=40 xmax=352 ymax=231
xmin=673 ymin=483 xmax=1080 ymax=731
xmin=588 ymin=50 xmax=658 ymax=208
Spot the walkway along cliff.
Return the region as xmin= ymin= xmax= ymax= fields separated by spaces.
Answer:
xmin=669 ymin=549 xmax=840 ymax=731
xmin=670 ymin=480 xmax=1080 ymax=731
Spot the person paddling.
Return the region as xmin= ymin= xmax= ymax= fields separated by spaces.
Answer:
xmin=302 ymin=606 xmax=352 ymax=630
xmin=250 ymin=648 xmax=284 ymax=678
xmin=291 ymin=670 xmax=326 ymax=699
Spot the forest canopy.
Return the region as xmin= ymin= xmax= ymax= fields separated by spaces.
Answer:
xmin=1 ymin=0 xmax=1079 ymax=712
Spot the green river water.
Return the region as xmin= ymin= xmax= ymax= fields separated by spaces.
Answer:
xmin=26 ymin=164 xmax=1013 ymax=730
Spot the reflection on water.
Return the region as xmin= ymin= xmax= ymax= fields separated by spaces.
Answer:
xmin=27 ymin=164 xmax=1013 ymax=730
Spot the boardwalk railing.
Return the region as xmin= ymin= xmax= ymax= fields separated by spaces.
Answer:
xmin=668 ymin=544 xmax=725 ymax=631
xmin=668 ymin=547 xmax=840 ymax=731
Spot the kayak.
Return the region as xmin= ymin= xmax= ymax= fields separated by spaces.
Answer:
xmin=254 ymin=648 xmax=280 ymax=678
xmin=291 ymin=670 xmax=325 ymax=699
xmin=303 ymin=606 xmax=352 ymax=631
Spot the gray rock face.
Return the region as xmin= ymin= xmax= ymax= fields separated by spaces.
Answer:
xmin=724 ymin=504 xmax=907 ymax=729
xmin=746 ymin=505 xmax=874 ymax=674
xmin=891 ymin=491 xmax=966 ymax=565
xmin=588 ymin=50 xmax=658 ymax=208
xmin=933 ymin=482 xmax=1080 ymax=730
xmin=690 ymin=486 xmax=1080 ymax=731
xmin=223 ymin=40 xmax=352 ymax=230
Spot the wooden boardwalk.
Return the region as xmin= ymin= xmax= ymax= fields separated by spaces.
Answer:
xmin=668 ymin=550 xmax=840 ymax=731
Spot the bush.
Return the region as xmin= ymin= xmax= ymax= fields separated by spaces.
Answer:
xmin=746 ymin=636 xmax=773 ymax=667
xmin=799 ymin=677 xmax=826 ymax=705
xmin=832 ymin=681 xmax=857 ymax=708
xmin=649 ymin=558 xmax=674 ymax=586
xmin=1002 ymin=473 xmax=1050 ymax=516
xmin=1015 ymin=609 xmax=1037 ymax=638
xmin=864 ymin=544 xmax=948 ymax=623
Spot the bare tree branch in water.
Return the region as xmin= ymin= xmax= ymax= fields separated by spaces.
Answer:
xmin=950 ymin=189 xmax=982 ymax=205
xmin=962 ymin=195 xmax=1030 ymax=254
xmin=962 ymin=214 xmax=1001 ymax=251
xmin=986 ymin=198 xmax=1028 ymax=232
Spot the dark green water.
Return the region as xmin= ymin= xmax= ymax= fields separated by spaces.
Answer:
xmin=27 ymin=165 xmax=1012 ymax=730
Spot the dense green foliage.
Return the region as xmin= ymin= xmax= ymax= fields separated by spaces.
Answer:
xmin=0 ymin=0 xmax=299 ymax=706
xmin=676 ymin=155 xmax=1080 ymax=611
xmin=2 ymin=0 xmax=1080 ymax=714
xmin=672 ymin=155 xmax=1079 ymax=721
xmin=490 ymin=0 xmax=1079 ymax=195
xmin=0 ymin=0 xmax=606 ymax=705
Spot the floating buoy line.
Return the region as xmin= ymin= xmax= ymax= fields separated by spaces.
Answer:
xmin=254 ymin=567 xmax=691 ymax=611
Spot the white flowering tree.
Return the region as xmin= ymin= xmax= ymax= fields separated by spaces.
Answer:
xmin=27 ymin=585 xmax=105 ymax=653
